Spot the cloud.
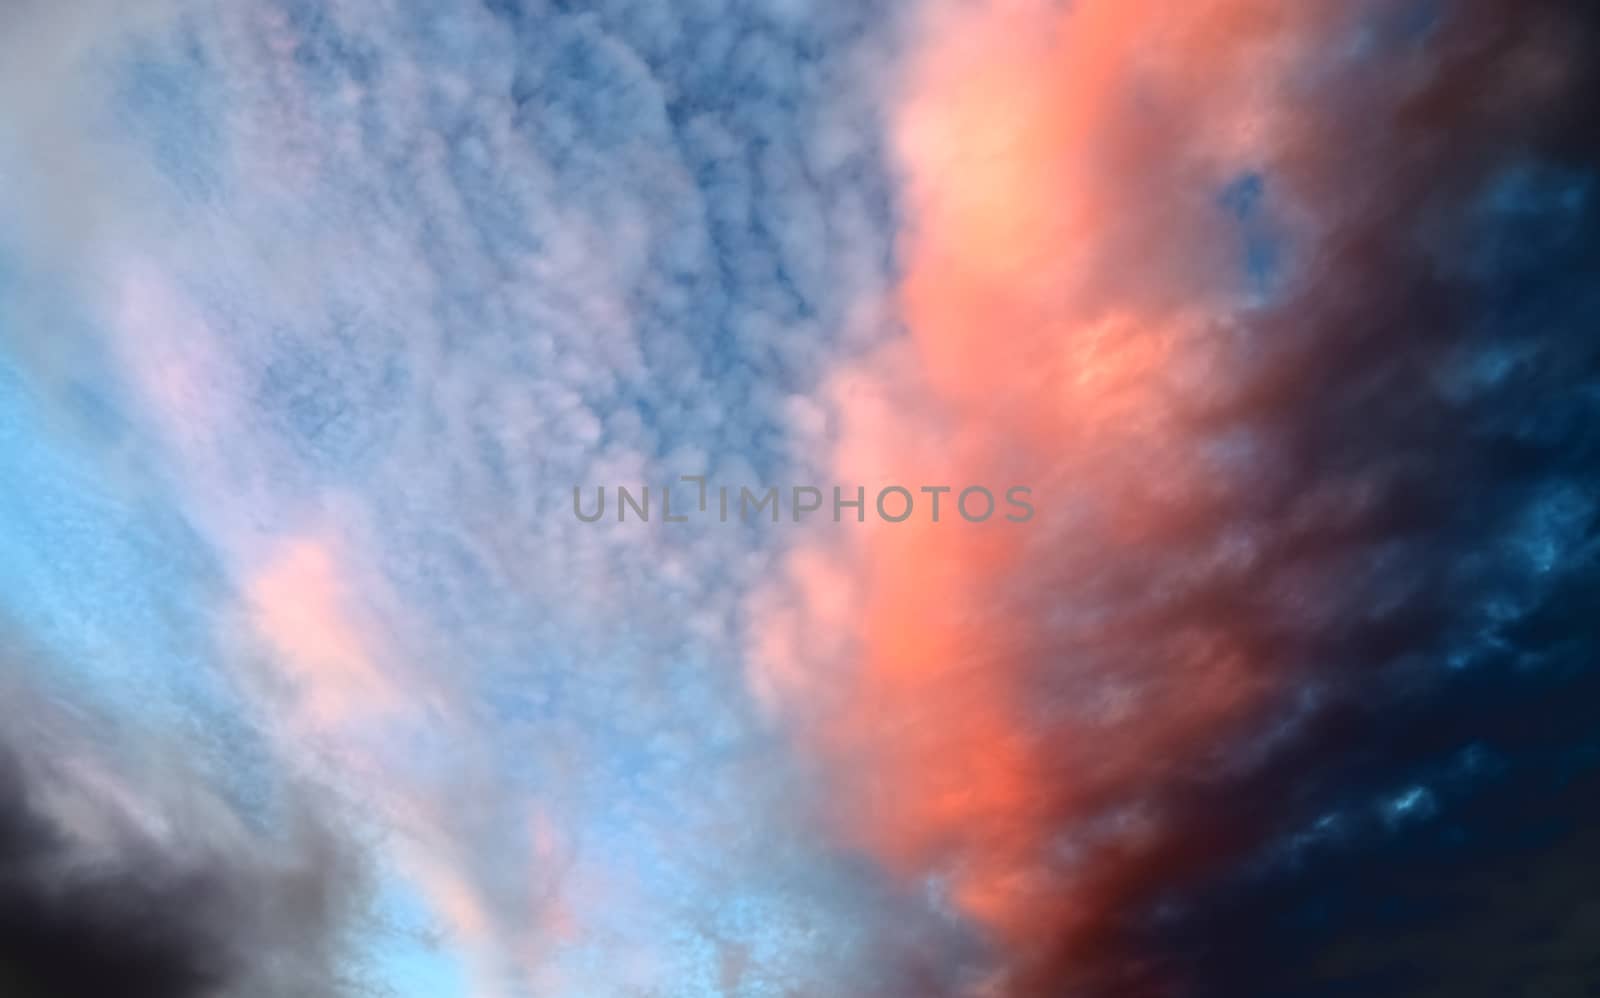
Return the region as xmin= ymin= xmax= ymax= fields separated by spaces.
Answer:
xmin=0 ymin=666 xmax=374 ymax=998
xmin=247 ymin=536 xmax=403 ymax=728
xmin=7 ymin=0 xmax=1597 ymax=995
xmin=6 ymin=0 xmax=920 ymax=993
xmin=0 ymin=0 xmax=178 ymax=257
xmin=750 ymin=0 xmax=1600 ymax=993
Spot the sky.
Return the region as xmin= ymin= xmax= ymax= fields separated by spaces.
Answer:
xmin=0 ymin=1 xmax=1597 ymax=996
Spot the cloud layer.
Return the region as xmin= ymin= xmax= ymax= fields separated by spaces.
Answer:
xmin=1 ymin=0 xmax=1597 ymax=996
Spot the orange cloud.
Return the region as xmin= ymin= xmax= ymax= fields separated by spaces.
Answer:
xmin=752 ymin=0 xmax=1351 ymax=989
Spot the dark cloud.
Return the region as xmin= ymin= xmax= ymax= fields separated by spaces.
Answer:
xmin=0 ymin=747 xmax=225 ymax=998
xmin=0 ymin=671 xmax=374 ymax=998
xmin=1020 ymin=0 xmax=1600 ymax=993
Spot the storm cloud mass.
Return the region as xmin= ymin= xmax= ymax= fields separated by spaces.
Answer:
xmin=1 ymin=0 xmax=1597 ymax=996
xmin=0 ymin=665 xmax=370 ymax=998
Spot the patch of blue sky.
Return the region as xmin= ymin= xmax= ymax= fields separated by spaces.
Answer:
xmin=0 ymin=350 xmax=287 ymax=817
xmin=367 ymin=872 xmax=473 ymax=998
xmin=1217 ymin=170 xmax=1286 ymax=305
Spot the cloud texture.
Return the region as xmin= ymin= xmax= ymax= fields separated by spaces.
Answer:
xmin=754 ymin=0 xmax=1600 ymax=993
xmin=1 ymin=0 xmax=1598 ymax=996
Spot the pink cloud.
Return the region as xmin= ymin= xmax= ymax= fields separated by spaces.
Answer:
xmin=247 ymin=535 xmax=400 ymax=728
